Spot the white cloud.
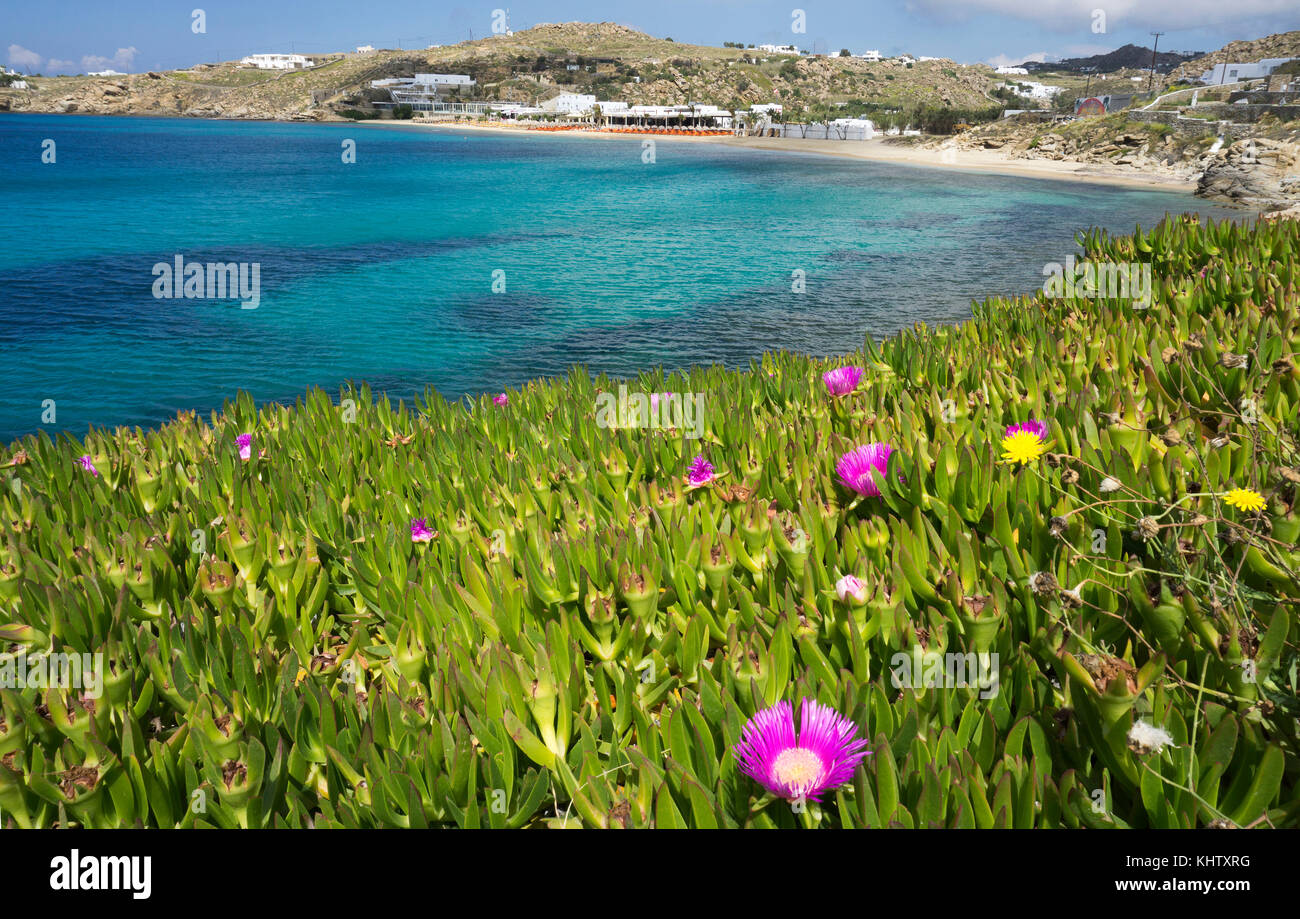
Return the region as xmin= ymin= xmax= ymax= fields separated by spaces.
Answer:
xmin=7 ymin=44 xmax=42 ymax=72
xmin=81 ymin=47 xmax=139 ymax=72
xmin=46 ymin=59 xmax=78 ymax=74
xmin=911 ymin=0 xmax=1297 ymax=29
xmin=986 ymin=51 xmax=1051 ymax=67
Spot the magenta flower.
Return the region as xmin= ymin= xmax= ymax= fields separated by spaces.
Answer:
xmin=410 ymin=518 xmax=434 ymax=543
xmin=822 ymin=366 xmax=864 ymax=397
xmin=734 ymin=698 xmax=871 ymax=802
xmin=494 ymin=393 xmax=508 ymax=406
xmin=77 ymin=455 xmax=99 ymax=477
xmin=686 ymin=454 xmax=715 ymax=487
xmin=835 ymin=442 xmax=894 ymax=497
xmin=236 ymin=433 xmax=252 ymax=461
xmin=1004 ymin=419 xmax=1049 ymax=442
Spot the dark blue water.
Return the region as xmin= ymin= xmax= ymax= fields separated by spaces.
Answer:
xmin=0 ymin=114 xmax=1241 ymax=442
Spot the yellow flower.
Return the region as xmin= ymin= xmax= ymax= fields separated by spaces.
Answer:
xmin=1222 ymin=488 xmax=1266 ymax=513
xmin=1001 ymin=430 xmax=1048 ymax=466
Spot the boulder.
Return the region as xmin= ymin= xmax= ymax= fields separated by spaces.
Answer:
xmin=1196 ymin=138 xmax=1300 ymax=210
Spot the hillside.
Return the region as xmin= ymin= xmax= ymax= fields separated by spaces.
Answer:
xmin=1024 ymin=43 xmax=1199 ymax=74
xmin=0 ymin=21 xmax=1003 ymax=121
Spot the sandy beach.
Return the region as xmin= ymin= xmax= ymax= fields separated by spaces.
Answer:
xmin=369 ymin=120 xmax=1199 ymax=193
xmin=723 ymin=135 xmax=1198 ymax=191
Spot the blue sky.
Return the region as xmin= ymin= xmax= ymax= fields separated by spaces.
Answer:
xmin=6 ymin=0 xmax=1299 ymax=74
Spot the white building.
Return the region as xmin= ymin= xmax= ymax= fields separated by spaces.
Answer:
xmin=995 ymin=65 xmax=1029 ymax=75
xmin=857 ymin=50 xmax=881 ymax=61
xmin=355 ymin=45 xmax=375 ymax=53
xmin=1000 ymin=80 xmax=1063 ymax=101
xmin=758 ymin=44 xmax=799 ymax=54
xmin=750 ymin=103 xmax=783 ymax=115
xmin=88 ymin=69 xmax=124 ymax=77
xmin=604 ymin=104 xmax=734 ymax=129
xmin=412 ymin=73 xmax=474 ymax=90
xmin=240 ymin=53 xmax=314 ymax=70
xmin=1198 ymin=58 xmax=1294 ymax=84
xmin=542 ymin=92 xmax=596 ymax=114
xmin=829 ymin=117 xmax=876 ymax=139
xmin=492 ymin=103 xmax=545 ymax=119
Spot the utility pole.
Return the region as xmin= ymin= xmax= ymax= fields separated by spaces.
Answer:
xmin=1147 ymin=32 xmax=1164 ymax=95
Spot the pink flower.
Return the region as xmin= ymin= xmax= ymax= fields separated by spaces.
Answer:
xmin=77 ymin=455 xmax=99 ymax=477
xmin=835 ymin=574 xmax=867 ymax=604
xmin=686 ymin=454 xmax=715 ymax=487
xmin=236 ymin=433 xmax=252 ymax=461
xmin=733 ymin=698 xmax=871 ymax=802
xmin=494 ymin=393 xmax=508 ymax=406
xmin=823 ymin=366 xmax=864 ymax=397
xmin=410 ymin=518 xmax=435 ymax=543
xmin=835 ymin=442 xmax=894 ymax=497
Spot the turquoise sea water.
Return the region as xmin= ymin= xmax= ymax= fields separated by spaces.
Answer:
xmin=0 ymin=114 xmax=1242 ymax=442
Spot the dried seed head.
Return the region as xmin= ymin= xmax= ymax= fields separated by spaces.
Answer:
xmin=1029 ymin=571 xmax=1059 ymax=596
xmin=1136 ymin=516 xmax=1161 ymax=541
xmin=1209 ymin=435 xmax=1230 ymax=449
xmin=1159 ymin=430 xmax=1182 ymax=447
xmin=1099 ymin=476 xmax=1121 ymax=493
xmin=1127 ymin=720 xmax=1175 ymax=756
xmin=1218 ymin=352 xmax=1249 ymax=370
xmin=1278 ymin=467 xmax=1300 ymax=485
xmin=1160 ymin=346 xmax=1178 ymax=363
xmin=1189 ymin=513 xmax=1210 ymax=527
xmin=1059 ymin=586 xmax=1083 ymax=609
xmin=1061 ymin=468 xmax=1080 ymax=485
xmin=1049 ymin=516 xmax=1069 ymax=538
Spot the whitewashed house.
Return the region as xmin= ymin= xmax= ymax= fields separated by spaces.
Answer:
xmin=240 ymin=53 xmax=314 ymax=70
xmin=1198 ymin=58 xmax=1295 ymax=84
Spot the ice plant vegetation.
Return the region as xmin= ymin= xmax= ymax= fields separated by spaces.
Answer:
xmin=0 ymin=217 xmax=1296 ymax=828
xmin=822 ymin=365 xmax=864 ymax=397
xmin=836 ymin=442 xmax=894 ymax=496
xmin=236 ymin=433 xmax=252 ymax=461
xmin=1222 ymin=488 xmax=1266 ymax=513
xmin=494 ymin=393 xmax=509 ymax=406
xmin=733 ymin=699 xmax=870 ymax=803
